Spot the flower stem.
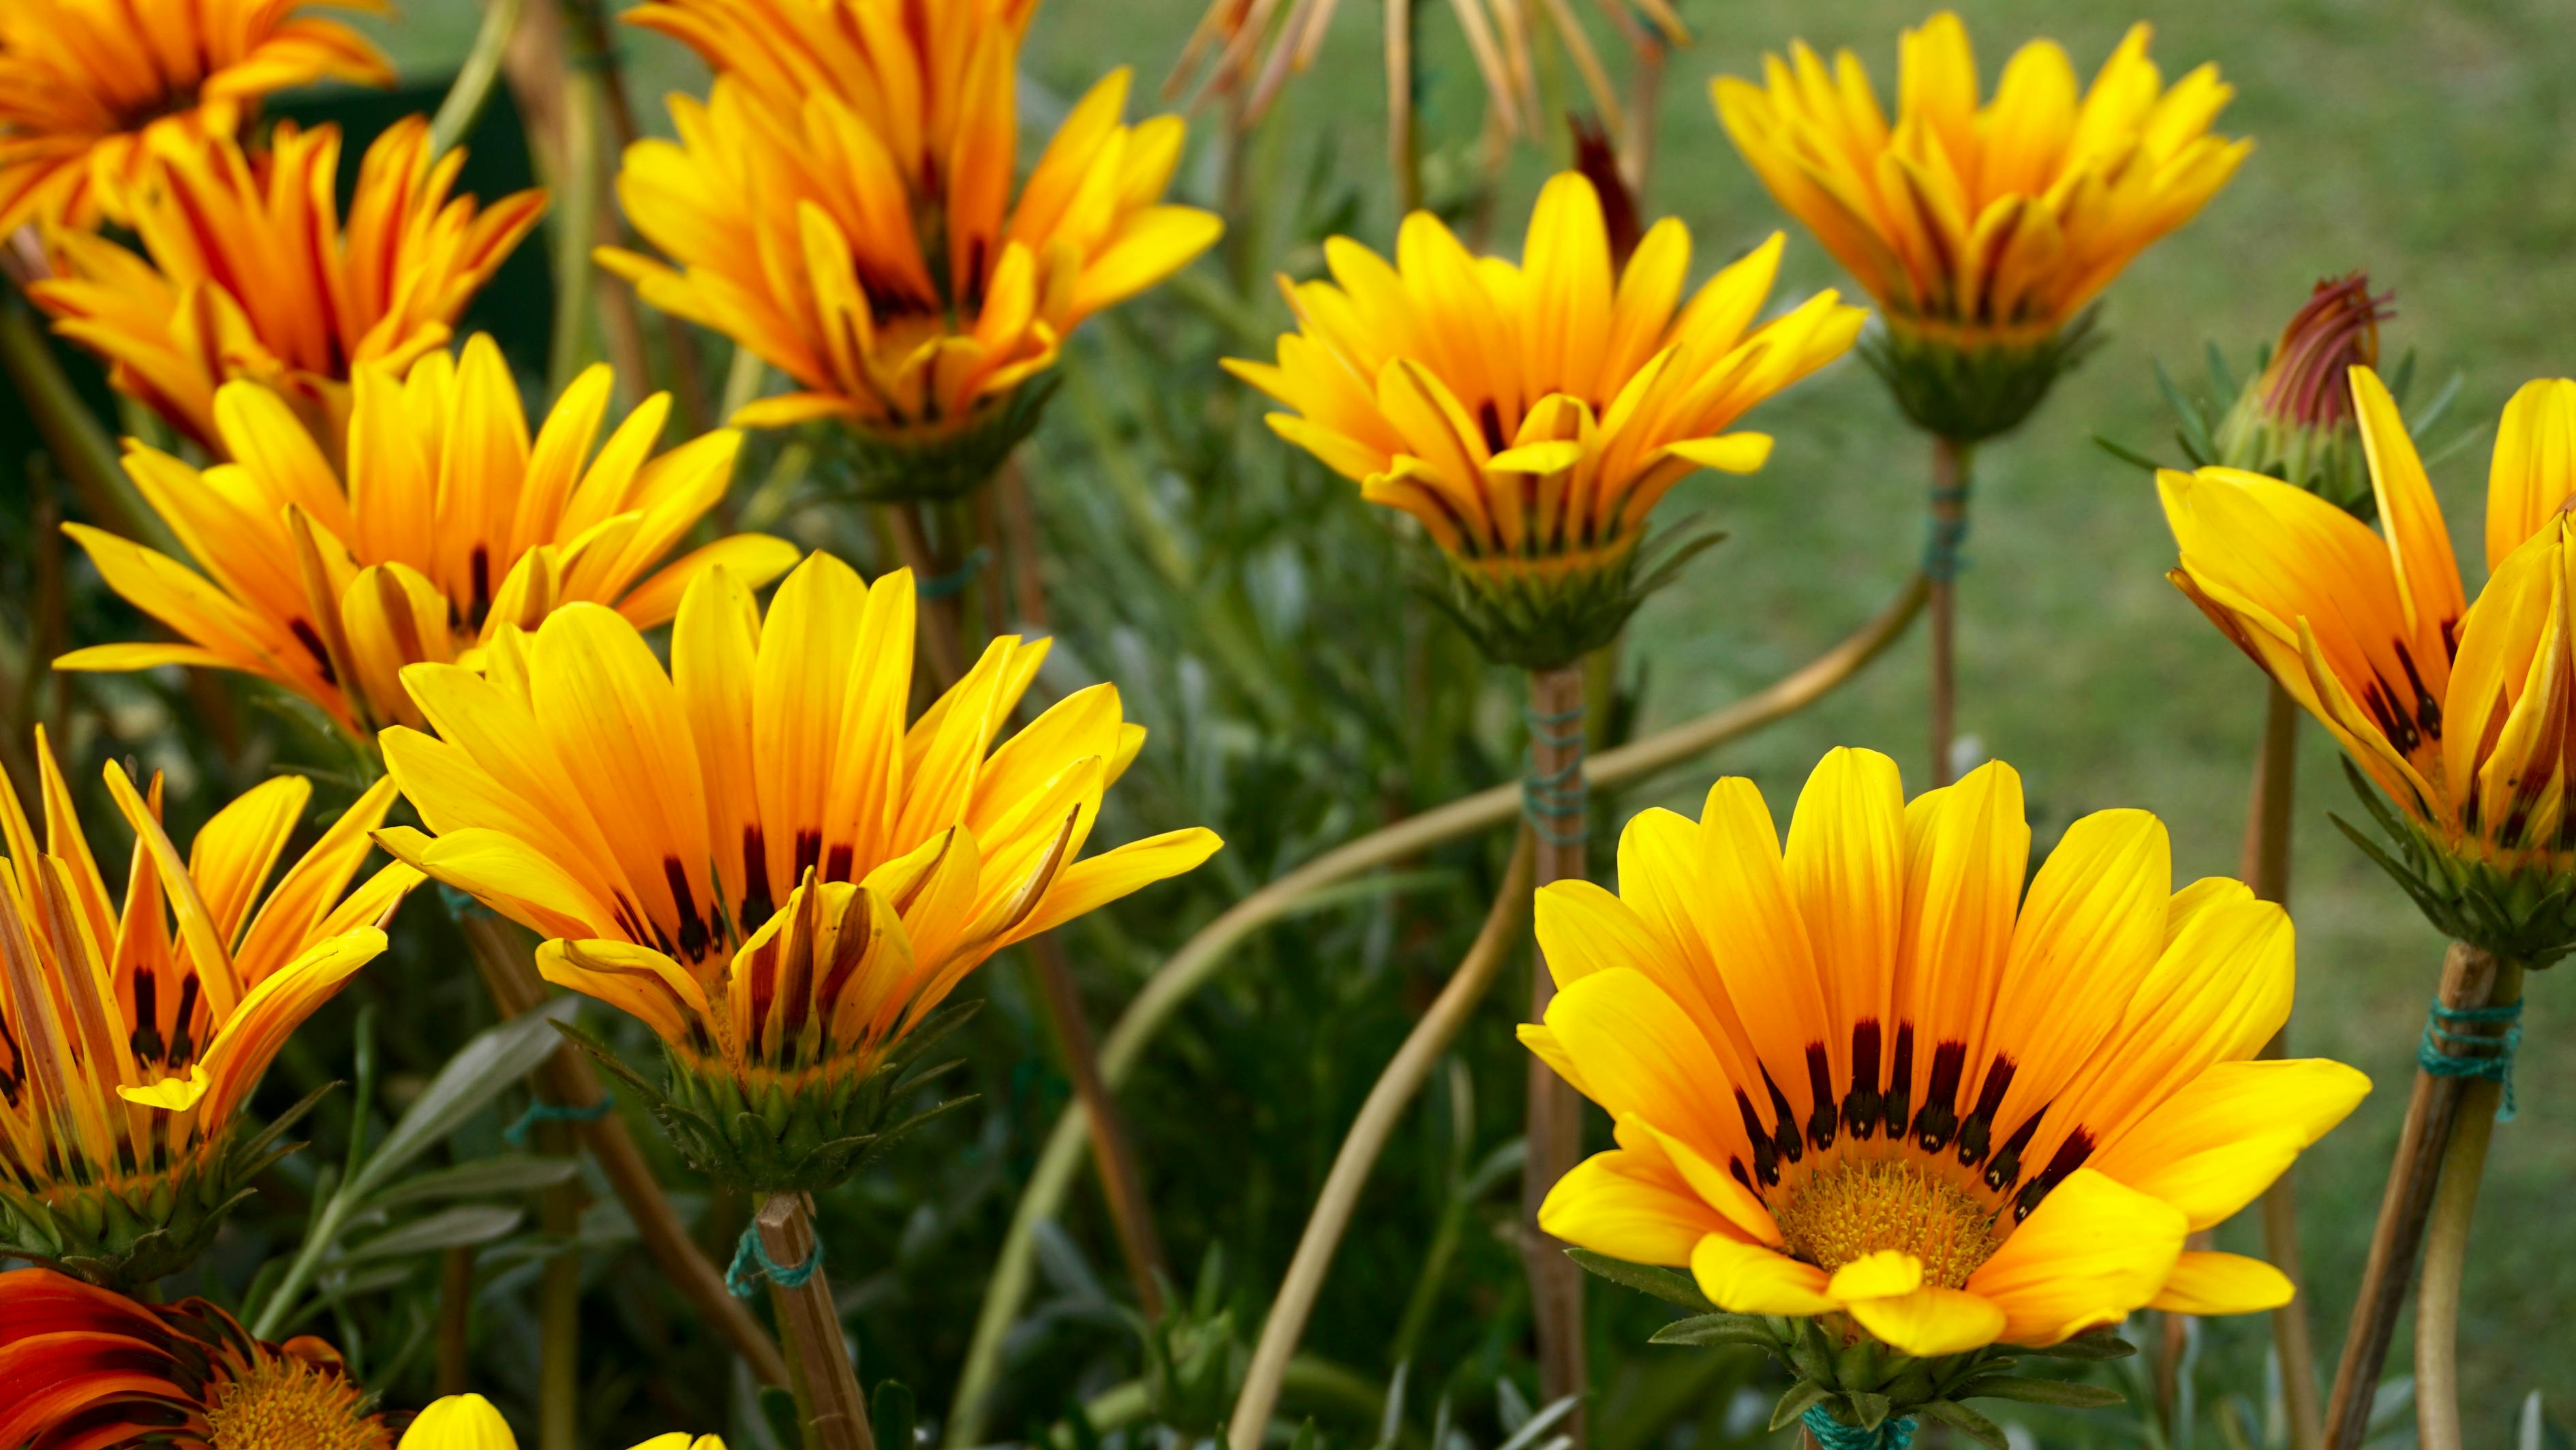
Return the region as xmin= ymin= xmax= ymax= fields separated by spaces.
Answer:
xmin=428 ymin=0 xmax=524 ymax=156
xmin=1522 ymin=662 xmax=1591 ymax=1447
xmin=437 ymin=1245 xmax=476 ymax=1394
xmin=2320 ymin=940 xmax=2508 ymax=1450
xmin=1226 ymin=833 xmax=1535 ymax=1450
xmin=943 ymin=575 xmax=1929 ymax=1447
xmin=456 ymin=911 xmax=791 ymax=1387
xmin=757 ymin=1193 xmax=875 ymax=1450
xmin=538 ymin=1116 xmax=583 ymax=1450
xmin=2413 ymin=960 xmax=2521 ymax=1450
xmin=0 ymin=280 xmax=149 ymax=546
xmin=1925 ymin=438 xmax=1972 ymax=786
xmin=886 ymin=503 xmax=966 ymax=691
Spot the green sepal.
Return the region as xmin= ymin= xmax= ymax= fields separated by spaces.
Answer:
xmin=1918 ymin=1399 xmax=2009 ymax=1450
xmin=1565 ymin=1248 xmax=1713 ymax=1310
xmin=551 ymin=1003 xmax=984 ymax=1195
xmin=1414 ymin=518 xmax=1721 ymax=672
xmin=1950 ymin=1376 xmax=2126 ymax=1408
xmin=2014 ymin=1328 xmax=2136 ymax=1361
xmin=808 ymin=375 xmax=1062 ymax=504
xmin=1862 ymin=309 xmax=2102 ymax=446
xmin=1768 ymin=1380 xmax=1833 ymax=1433
xmin=1647 ymin=1312 xmax=1772 ymax=1348
xmin=2331 ymin=759 xmax=2576 ymax=969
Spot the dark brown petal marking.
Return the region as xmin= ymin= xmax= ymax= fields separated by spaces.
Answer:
xmin=1954 ymin=1059 xmax=2015 ymax=1167
xmin=128 ymin=971 xmax=164 ymax=1061
xmin=289 ymin=619 xmax=339 ymax=685
xmin=467 ymin=545 xmax=491 ymax=630
xmin=738 ymin=826 xmax=776 ymax=935
xmin=1882 ymin=1024 xmax=1915 ymax=1140
xmin=793 ymin=829 xmax=824 ymax=886
xmin=1803 ymin=1043 xmax=1839 ymax=1150
xmin=744 ymin=934 xmax=778 ymax=1060
xmin=814 ymin=887 xmax=876 ymax=1025
xmin=168 ymin=976 xmax=201 ymax=1067
xmin=824 ymin=843 xmax=855 ymax=883
xmin=1911 ymin=1040 xmax=1967 ymax=1153
xmin=2362 ymin=676 xmax=2420 ymax=755
xmin=2013 ymin=1129 xmax=2096 ymax=1221
xmin=664 ymin=858 xmax=710 ymax=962
xmin=2441 ymin=615 xmax=2462 ymax=662
xmin=1477 ymin=399 xmax=1509 ymax=454
xmin=1729 ymin=1157 xmax=1755 ymax=1195
xmin=2395 ymin=643 xmax=2442 ymax=740
xmin=1984 ymin=1110 xmax=2045 ymax=1194
xmin=1842 ymin=1021 xmax=1882 ymax=1142
xmin=0 ymin=1012 xmax=22 ymax=1107
xmin=1734 ymin=1087 xmax=1780 ymax=1186
xmin=1760 ymin=1068 xmax=1804 ymax=1166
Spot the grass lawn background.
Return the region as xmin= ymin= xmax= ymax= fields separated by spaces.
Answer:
xmin=358 ymin=0 xmax=2576 ymax=1436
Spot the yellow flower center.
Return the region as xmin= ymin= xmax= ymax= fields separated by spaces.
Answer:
xmin=203 ymin=1353 xmax=386 ymax=1450
xmin=1773 ymin=1157 xmax=2002 ymax=1289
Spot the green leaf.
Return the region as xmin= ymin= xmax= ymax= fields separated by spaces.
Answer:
xmin=1958 ymin=1375 xmax=2127 ymax=1408
xmin=348 ymin=999 xmax=581 ymax=1203
xmin=339 ymin=1204 xmax=525 ymax=1263
xmin=2091 ymin=434 xmax=2166 ymax=473
xmin=1647 ymin=1312 xmax=1774 ymax=1350
xmin=1845 ymin=1391 xmax=1892 ymax=1430
xmin=759 ymin=1386 xmax=801 ymax=1448
xmin=1919 ymin=1399 xmax=2010 ymax=1450
xmin=1768 ymin=1381 xmax=1832 ymax=1434
xmin=871 ymin=1378 xmax=918 ymax=1450
xmin=2018 ymin=1329 xmax=2137 ymax=1362
xmin=1565 ymin=1249 xmax=1713 ymax=1310
xmin=362 ymin=1156 xmax=581 ymax=1213
xmin=2205 ymin=339 xmax=2239 ymax=400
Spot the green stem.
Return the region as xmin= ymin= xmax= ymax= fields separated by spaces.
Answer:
xmin=545 ymin=46 xmax=602 ymax=395
xmin=2413 ymin=961 xmax=2522 ymax=1450
xmin=0 ymin=287 xmax=152 ymax=546
xmin=430 ymin=0 xmax=525 ymax=155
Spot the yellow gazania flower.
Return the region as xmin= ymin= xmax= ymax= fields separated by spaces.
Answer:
xmin=1225 ymin=171 xmax=1864 ymax=570
xmin=0 ymin=0 xmax=390 ymax=238
xmin=31 ymin=117 xmax=547 ymax=456
xmin=0 ymin=729 xmax=417 ymax=1280
xmin=1713 ymin=12 xmax=2246 ymax=352
xmin=0 ymin=1267 xmax=399 ymax=1450
xmin=2164 ymin=367 xmax=2576 ymax=951
xmin=56 ymin=336 xmax=799 ymax=741
xmin=372 ymin=552 xmax=1221 ymax=1111
xmin=600 ymin=0 xmax=1221 ymax=442
xmin=1526 ymin=748 xmax=2367 ymax=1355
xmin=398 ymin=1393 xmax=724 ymax=1450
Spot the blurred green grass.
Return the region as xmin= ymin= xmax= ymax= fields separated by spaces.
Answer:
xmin=356 ymin=0 xmax=2576 ymax=1435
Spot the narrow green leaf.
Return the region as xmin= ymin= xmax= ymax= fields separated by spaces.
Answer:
xmin=339 ymin=1204 xmax=525 ymax=1264
xmin=1767 ymin=1381 xmax=1832 ymax=1434
xmin=2012 ymin=1329 xmax=2134 ymax=1362
xmin=1959 ymin=1375 xmax=2127 ymax=1408
xmin=1919 ymin=1399 xmax=2010 ymax=1450
xmin=1647 ymin=1313 xmax=1773 ymax=1349
xmin=1564 ymin=1249 xmax=1713 ymax=1310
xmin=2091 ymin=434 xmax=2166 ymax=473
xmin=348 ymin=999 xmax=581 ymax=1202
xmin=363 ymin=1156 xmax=581 ymax=1213
xmin=871 ymin=1379 xmax=918 ymax=1450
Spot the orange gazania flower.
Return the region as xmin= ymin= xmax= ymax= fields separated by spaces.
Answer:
xmin=2164 ymin=367 xmax=2576 ymax=946
xmin=0 ymin=1267 xmax=396 ymax=1450
xmin=374 ymin=552 xmax=1223 ymax=1100
xmin=0 ymin=729 xmax=416 ymax=1281
xmin=57 ymin=337 xmax=798 ymax=740
xmin=31 ymin=117 xmax=547 ymax=455
xmin=0 ymin=0 xmax=390 ymax=239
xmin=1528 ymin=749 xmax=2367 ymax=1354
xmin=602 ymin=0 xmax=1221 ymax=439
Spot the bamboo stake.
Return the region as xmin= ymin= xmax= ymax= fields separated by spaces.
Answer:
xmin=1521 ymin=663 xmax=1589 ymax=1445
xmin=757 ymin=1193 xmax=876 ymax=1450
xmin=1226 ymin=833 xmax=1533 ymax=1450
xmin=2320 ymin=940 xmax=2506 ymax=1450
xmin=944 ymin=577 xmax=1932 ymax=1446
xmin=458 ymin=913 xmax=791 ymax=1387
xmin=2412 ymin=961 xmax=2521 ymax=1450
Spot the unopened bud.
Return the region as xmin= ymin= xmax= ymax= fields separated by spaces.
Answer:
xmin=2213 ymin=271 xmax=2391 ymax=515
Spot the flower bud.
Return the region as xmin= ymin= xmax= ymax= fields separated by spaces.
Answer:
xmin=2212 ymin=272 xmax=2391 ymax=516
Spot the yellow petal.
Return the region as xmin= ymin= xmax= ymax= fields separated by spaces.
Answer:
xmin=1825 ymin=1248 xmax=1922 ymax=1301
xmin=1537 ymin=1149 xmax=1735 ymax=1267
xmin=1967 ymin=1168 xmax=2186 ymax=1346
xmin=1844 ymin=1286 xmax=2008 ymax=1356
xmin=1690 ymin=1233 xmax=1837 ymax=1315
xmin=2146 ymin=1251 xmax=2293 ymax=1315
xmin=398 ymin=1393 xmax=520 ymax=1450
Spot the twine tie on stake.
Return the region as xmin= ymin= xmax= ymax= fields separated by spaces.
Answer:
xmin=726 ymin=1222 xmax=824 ymax=1299
xmin=918 ymin=545 xmax=993 ymax=601
xmin=1800 ymin=1406 xmax=1916 ymax=1450
xmin=504 ymin=1095 xmax=614 ymax=1146
xmin=1522 ymin=697 xmax=1588 ymax=849
xmin=2419 ymin=998 xmax=2524 ymax=1121
xmin=1923 ymin=481 xmax=1971 ymax=582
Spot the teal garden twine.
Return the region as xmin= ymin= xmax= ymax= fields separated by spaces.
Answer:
xmin=726 ymin=1223 xmax=824 ymax=1299
xmin=1801 ymin=1406 xmax=1916 ymax=1449
xmin=918 ymin=544 xmax=993 ymax=601
xmin=1923 ymin=481 xmax=1970 ymax=582
xmin=1522 ymin=697 xmax=1587 ymax=849
xmin=504 ymin=1095 xmax=613 ymax=1146
xmin=2419 ymin=998 xmax=2524 ymax=1121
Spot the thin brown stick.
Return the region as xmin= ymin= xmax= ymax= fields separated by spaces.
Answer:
xmin=758 ymin=1193 xmax=876 ymax=1450
xmin=2321 ymin=941 xmax=2506 ymax=1450
xmin=1926 ymin=438 xmax=1969 ymax=787
xmin=1029 ymin=931 xmax=1171 ymax=1315
xmin=437 ymin=1245 xmax=476 ymax=1395
xmin=998 ymin=459 xmax=1049 ymax=632
xmin=1385 ymin=0 xmax=1419 ymax=214
xmin=2412 ymin=961 xmax=2521 ymax=1450
xmin=1227 ymin=832 xmax=1535 ymax=1450
xmin=2239 ymin=681 xmax=2322 ymax=1450
xmin=458 ymin=913 xmax=791 ymax=1387
xmin=1522 ymin=663 xmax=1588 ymax=1445
xmin=538 ymin=1115 xmax=583 ymax=1450
xmin=887 ymin=505 xmax=967 ymax=691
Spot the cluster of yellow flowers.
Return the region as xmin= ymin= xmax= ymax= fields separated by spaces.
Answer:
xmin=1 ymin=0 xmax=2567 ymax=1444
